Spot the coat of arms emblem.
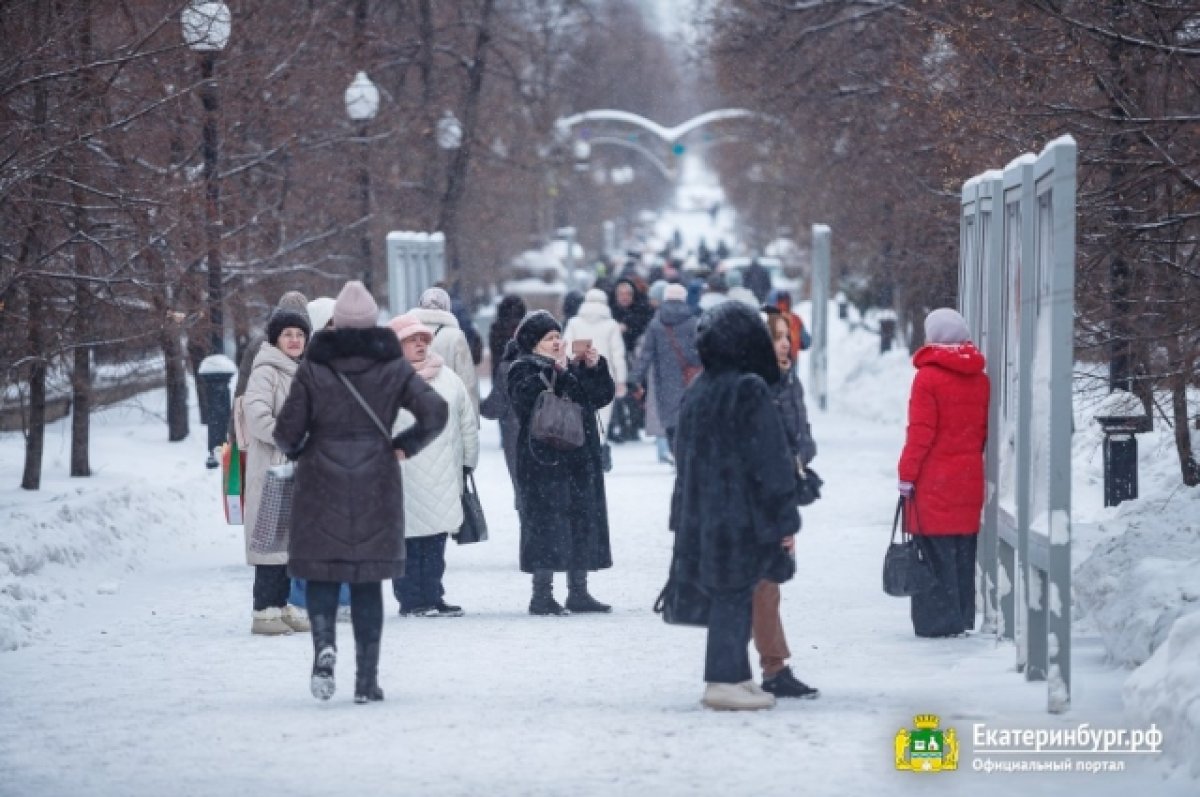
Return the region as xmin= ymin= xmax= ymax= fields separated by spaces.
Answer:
xmin=895 ymin=714 xmax=959 ymax=772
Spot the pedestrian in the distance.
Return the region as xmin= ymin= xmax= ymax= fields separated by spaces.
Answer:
xmin=411 ymin=286 xmax=480 ymax=414
xmin=629 ymin=283 xmax=700 ymax=455
xmin=669 ymin=301 xmax=800 ymax=711
xmin=563 ymin=288 xmax=626 ymax=433
xmin=506 ymin=310 xmax=615 ymax=615
xmin=242 ymin=304 xmax=312 ymax=636
xmin=275 ymin=281 xmax=448 ymax=703
xmin=897 ymin=307 xmax=989 ymax=638
xmin=484 ymin=296 xmax=526 ymax=501
xmin=388 ymin=314 xmax=479 ymax=618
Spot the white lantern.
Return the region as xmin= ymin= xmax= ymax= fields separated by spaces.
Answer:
xmin=344 ymin=71 xmax=380 ymax=122
xmin=436 ymin=111 xmax=463 ymax=150
xmin=182 ymin=1 xmax=231 ymax=51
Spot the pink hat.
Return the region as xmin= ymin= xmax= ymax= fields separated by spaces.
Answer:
xmin=388 ymin=313 xmax=434 ymax=343
xmin=664 ymin=283 xmax=687 ymax=302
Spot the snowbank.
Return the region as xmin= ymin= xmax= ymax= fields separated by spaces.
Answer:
xmin=0 ymin=387 xmax=214 ymax=651
xmin=1124 ymin=612 xmax=1200 ymax=777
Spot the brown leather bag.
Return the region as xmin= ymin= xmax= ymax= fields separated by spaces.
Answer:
xmin=665 ymin=324 xmax=702 ymax=386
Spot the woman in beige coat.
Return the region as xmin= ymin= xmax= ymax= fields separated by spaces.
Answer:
xmin=243 ymin=307 xmax=311 ymax=635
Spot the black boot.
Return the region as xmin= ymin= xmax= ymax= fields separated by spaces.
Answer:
xmin=565 ymin=570 xmax=611 ymax=613
xmin=354 ymin=640 xmax=385 ymax=704
xmin=309 ymin=610 xmax=338 ymax=701
xmin=529 ymin=570 xmax=569 ymax=616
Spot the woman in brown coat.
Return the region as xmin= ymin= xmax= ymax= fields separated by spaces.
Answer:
xmin=275 ymin=281 xmax=448 ymax=704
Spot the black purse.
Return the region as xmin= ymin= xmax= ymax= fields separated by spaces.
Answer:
xmin=653 ymin=559 xmax=710 ymax=627
xmin=529 ymin=371 xmax=585 ymax=450
xmin=882 ymin=496 xmax=936 ymax=597
xmin=795 ymin=465 xmax=823 ymax=506
xmin=457 ymin=471 xmax=488 ymax=545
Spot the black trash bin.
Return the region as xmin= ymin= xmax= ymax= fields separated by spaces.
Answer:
xmin=1095 ymin=414 xmax=1151 ymax=507
xmin=198 ymin=354 xmax=237 ymax=469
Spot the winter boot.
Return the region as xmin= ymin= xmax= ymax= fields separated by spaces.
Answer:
xmin=529 ymin=570 xmax=569 ymax=616
xmin=353 ymin=640 xmax=385 ymax=704
xmin=308 ymin=611 xmax=338 ymax=701
xmin=565 ymin=571 xmax=611 ymax=613
xmin=701 ymin=681 xmax=775 ymax=711
xmin=281 ymin=604 xmax=311 ymax=633
xmin=432 ymin=600 xmax=464 ymax=617
xmin=761 ymin=666 xmax=819 ymax=699
xmin=251 ymin=607 xmax=294 ymax=636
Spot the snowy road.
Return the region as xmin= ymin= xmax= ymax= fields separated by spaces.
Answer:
xmin=0 ymin=390 xmax=1189 ymax=796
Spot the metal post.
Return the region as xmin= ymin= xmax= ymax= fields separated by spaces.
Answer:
xmin=200 ymin=51 xmax=223 ymax=355
xmin=809 ymin=224 xmax=830 ymax=411
xmin=359 ymin=120 xmax=373 ymax=296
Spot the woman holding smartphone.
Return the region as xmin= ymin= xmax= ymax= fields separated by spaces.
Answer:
xmin=506 ymin=310 xmax=616 ymax=615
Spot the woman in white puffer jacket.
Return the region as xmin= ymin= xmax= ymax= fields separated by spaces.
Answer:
xmin=563 ymin=288 xmax=626 ymax=430
xmin=388 ymin=313 xmax=480 ymax=618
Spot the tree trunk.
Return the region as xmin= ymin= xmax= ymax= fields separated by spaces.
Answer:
xmin=21 ymin=283 xmax=47 ymax=491
xmin=70 ymin=338 xmax=91 ymax=477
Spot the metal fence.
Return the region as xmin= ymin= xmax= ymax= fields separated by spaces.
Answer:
xmin=809 ymin=223 xmax=830 ymax=411
xmin=385 ymin=231 xmax=446 ymax=316
xmin=959 ymin=135 xmax=1077 ymax=713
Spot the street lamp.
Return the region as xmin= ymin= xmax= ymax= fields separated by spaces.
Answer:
xmin=182 ymin=1 xmax=231 ymax=357
xmin=345 ymin=71 xmax=380 ymax=295
xmin=436 ymin=110 xmax=462 ymax=151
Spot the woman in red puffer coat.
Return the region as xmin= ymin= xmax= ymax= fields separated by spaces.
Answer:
xmin=897 ymin=308 xmax=989 ymax=638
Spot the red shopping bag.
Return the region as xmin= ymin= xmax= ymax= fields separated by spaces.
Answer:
xmin=221 ymin=440 xmax=246 ymax=525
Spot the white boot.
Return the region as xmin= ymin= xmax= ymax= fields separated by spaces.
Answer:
xmin=251 ymin=607 xmax=294 ymax=636
xmin=701 ymin=681 xmax=776 ymax=711
xmin=281 ymin=604 xmax=311 ymax=633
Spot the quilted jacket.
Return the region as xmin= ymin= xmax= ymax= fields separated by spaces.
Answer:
xmin=408 ymin=306 xmax=480 ymax=414
xmin=394 ymin=365 xmax=480 ymax=538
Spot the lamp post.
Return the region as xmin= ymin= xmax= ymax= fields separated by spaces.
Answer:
xmin=345 ymin=71 xmax=380 ymax=295
xmin=436 ymin=110 xmax=463 ymax=271
xmin=182 ymin=1 xmax=231 ymax=357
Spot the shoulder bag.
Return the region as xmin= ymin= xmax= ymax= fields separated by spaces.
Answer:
xmin=332 ymin=369 xmax=394 ymax=445
xmin=882 ymin=495 xmax=936 ymax=597
xmin=529 ymin=369 xmax=585 ymax=451
xmin=665 ymin=324 xmax=702 ymax=387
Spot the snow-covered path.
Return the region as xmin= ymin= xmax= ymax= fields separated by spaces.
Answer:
xmin=0 ymin=384 xmax=1189 ymax=796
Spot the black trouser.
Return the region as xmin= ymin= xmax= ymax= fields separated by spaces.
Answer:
xmin=911 ymin=534 xmax=977 ymax=637
xmin=665 ymin=426 xmax=677 ymax=457
xmin=308 ymin=580 xmax=383 ymax=650
xmin=252 ymin=564 xmax=290 ymax=611
xmin=393 ymin=533 xmax=448 ymax=611
xmin=704 ymin=585 xmax=755 ymax=684
xmin=532 ymin=569 xmax=590 ymax=595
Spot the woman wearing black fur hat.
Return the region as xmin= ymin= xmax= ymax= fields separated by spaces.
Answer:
xmin=242 ymin=304 xmax=312 ymax=636
xmin=506 ymin=310 xmax=616 ymax=615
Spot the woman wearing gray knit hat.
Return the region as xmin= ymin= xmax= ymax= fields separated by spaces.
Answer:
xmin=276 ymin=280 xmax=449 ymax=703
xmin=506 ymin=310 xmax=616 ymax=615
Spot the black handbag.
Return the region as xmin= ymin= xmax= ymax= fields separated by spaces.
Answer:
xmin=795 ymin=465 xmax=824 ymax=506
xmin=529 ymin=371 xmax=585 ymax=450
xmin=763 ymin=547 xmax=796 ymax=585
xmin=653 ymin=559 xmax=710 ymax=627
xmin=479 ymin=384 xmax=506 ymax=421
xmin=457 ymin=471 xmax=488 ymax=545
xmin=882 ymin=496 xmax=936 ymax=597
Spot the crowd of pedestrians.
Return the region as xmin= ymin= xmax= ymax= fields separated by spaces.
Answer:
xmin=228 ymin=264 xmax=986 ymax=711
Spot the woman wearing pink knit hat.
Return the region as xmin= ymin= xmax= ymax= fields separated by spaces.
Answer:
xmin=387 ymin=313 xmax=479 ymax=618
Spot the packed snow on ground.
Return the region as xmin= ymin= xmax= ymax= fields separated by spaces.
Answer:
xmin=1 ymin=314 xmax=1197 ymax=794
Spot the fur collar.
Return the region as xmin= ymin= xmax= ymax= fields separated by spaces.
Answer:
xmin=305 ymin=327 xmax=402 ymax=365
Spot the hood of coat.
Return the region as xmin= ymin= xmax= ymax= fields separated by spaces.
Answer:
xmin=577 ymin=293 xmax=614 ymax=323
xmin=913 ymin=342 xmax=986 ymax=375
xmin=410 ymin=306 xmax=459 ymax=330
xmin=251 ymin=341 xmax=299 ymax=376
xmin=696 ymin=301 xmax=780 ymax=385
xmin=306 ymin=327 xmax=402 ymax=372
xmin=657 ymin=300 xmax=694 ymax=327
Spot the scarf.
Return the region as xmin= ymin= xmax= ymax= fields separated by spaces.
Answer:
xmin=409 ymin=350 xmax=444 ymax=382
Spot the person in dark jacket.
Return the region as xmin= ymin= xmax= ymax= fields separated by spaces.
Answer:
xmin=743 ymin=258 xmax=772 ymax=305
xmin=506 ymin=310 xmax=616 ymax=615
xmin=898 ymin=307 xmax=989 ymax=638
xmin=669 ymin=301 xmax=800 ymax=711
xmin=629 ymin=283 xmax=699 ymax=454
xmin=275 ymin=281 xmax=449 ymax=704
xmin=609 ymin=279 xmax=653 ymax=441
xmin=748 ymin=312 xmax=819 ymax=699
xmin=483 ymin=296 xmax=526 ymax=502
xmin=561 ymin=290 xmax=585 ymax=325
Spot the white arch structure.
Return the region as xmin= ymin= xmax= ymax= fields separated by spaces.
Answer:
xmin=554 ymin=108 xmax=771 ymax=145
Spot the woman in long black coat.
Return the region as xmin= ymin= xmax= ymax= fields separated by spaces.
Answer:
xmin=669 ymin=301 xmax=800 ymax=711
xmin=506 ymin=310 xmax=615 ymax=615
xmin=275 ymin=281 xmax=448 ymax=704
